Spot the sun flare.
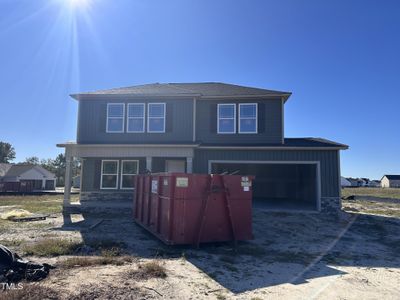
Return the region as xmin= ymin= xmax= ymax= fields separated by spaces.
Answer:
xmin=67 ymin=0 xmax=90 ymax=9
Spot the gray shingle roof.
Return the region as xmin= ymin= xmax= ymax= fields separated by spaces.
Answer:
xmin=186 ymin=138 xmax=348 ymax=149
xmin=0 ymin=164 xmax=56 ymax=178
xmin=71 ymin=82 xmax=291 ymax=100
xmin=2 ymin=164 xmax=36 ymax=177
xmin=383 ymin=175 xmax=400 ymax=180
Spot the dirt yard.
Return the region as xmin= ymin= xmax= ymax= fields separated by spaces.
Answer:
xmin=1 ymin=191 xmax=400 ymax=300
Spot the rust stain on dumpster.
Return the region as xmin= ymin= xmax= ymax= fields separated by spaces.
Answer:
xmin=133 ymin=173 xmax=254 ymax=246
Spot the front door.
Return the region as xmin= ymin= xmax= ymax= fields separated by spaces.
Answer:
xmin=165 ymin=160 xmax=186 ymax=173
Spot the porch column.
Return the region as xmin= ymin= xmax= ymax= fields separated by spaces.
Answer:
xmin=64 ymin=148 xmax=73 ymax=205
xmin=146 ymin=157 xmax=152 ymax=172
xmin=186 ymin=157 xmax=193 ymax=173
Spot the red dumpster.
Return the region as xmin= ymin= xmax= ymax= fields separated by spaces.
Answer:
xmin=133 ymin=173 xmax=254 ymax=246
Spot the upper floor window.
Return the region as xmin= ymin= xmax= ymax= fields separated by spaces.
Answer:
xmin=217 ymin=104 xmax=236 ymax=134
xmin=239 ymin=103 xmax=257 ymax=133
xmin=107 ymin=103 xmax=124 ymax=133
xmin=148 ymin=103 xmax=166 ymax=133
xmin=127 ymin=103 xmax=145 ymax=133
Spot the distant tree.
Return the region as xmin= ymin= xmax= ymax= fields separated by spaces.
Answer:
xmin=0 ymin=142 xmax=16 ymax=163
xmin=40 ymin=158 xmax=56 ymax=173
xmin=24 ymin=156 xmax=40 ymax=165
xmin=53 ymin=154 xmax=66 ymax=186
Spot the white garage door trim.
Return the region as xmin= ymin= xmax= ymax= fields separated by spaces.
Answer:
xmin=208 ymin=160 xmax=321 ymax=212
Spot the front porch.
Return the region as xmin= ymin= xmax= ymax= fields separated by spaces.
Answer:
xmin=57 ymin=142 xmax=197 ymax=205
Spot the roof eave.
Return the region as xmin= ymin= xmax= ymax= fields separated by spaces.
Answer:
xmin=70 ymin=92 xmax=292 ymax=101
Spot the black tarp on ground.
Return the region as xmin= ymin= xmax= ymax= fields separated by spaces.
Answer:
xmin=0 ymin=244 xmax=53 ymax=284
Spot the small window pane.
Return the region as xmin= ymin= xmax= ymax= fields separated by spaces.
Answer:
xmin=219 ymin=105 xmax=235 ymax=118
xmin=103 ymin=161 xmax=118 ymax=174
xmin=107 ymin=118 xmax=123 ymax=132
xmin=240 ymin=104 xmax=256 ymax=118
xmin=240 ymin=119 xmax=256 ymax=133
xmin=128 ymin=104 xmax=144 ymax=117
xmin=127 ymin=119 xmax=144 ymax=132
xmin=108 ymin=104 xmax=124 ymax=117
xmin=123 ymin=161 xmax=138 ymax=174
xmin=102 ymin=175 xmax=117 ymax=188
xmin=218 ymin=119 xmax=235 ymax=133
xmin=149 ymin=104 xmax=165 ymax=117
xmin=122 ymin=175 xmax=135 ymax=188
xmin=149 ymin=118 xmax=164 ymax=132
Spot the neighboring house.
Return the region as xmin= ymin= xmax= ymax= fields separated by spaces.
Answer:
xmin=57 ymin=82 xmax=348 ymax=213
xmin=381 ymin=175 xmax=400 ymax=188
xmin=347 ymin=178 xmax=365 ymax=187
xmin=341 ymin=177 xmax=351 ymax=187
xmin=369 ymin=180 xmax=381 ymax=187
xmin=0 ymin=163 xmax=57 ymax=190
xmin=361 ymin=178 xmax=370 ymax=187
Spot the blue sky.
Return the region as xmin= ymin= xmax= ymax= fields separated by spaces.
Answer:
xmin=0 ymin=0 xmax=399 ymax=179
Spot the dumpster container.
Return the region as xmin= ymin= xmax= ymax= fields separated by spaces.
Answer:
xmin=133 ymin=173 xmax=254 ymax=246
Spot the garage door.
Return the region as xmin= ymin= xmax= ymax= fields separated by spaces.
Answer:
xmin=210 ymin=162 xmax=319 ymax=211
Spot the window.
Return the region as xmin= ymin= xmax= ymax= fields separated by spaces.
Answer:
xmin=239 ymin=103 xmax=257 ymax=133
xmin=217 ymin=104 xmax=236 ymax=134
xmin=121 ymin=160 xmax=139 ymax=189
xmin=127 ymin=104 xmax=145 ymax=133
xmin=101 ymin=160 xmax=119 ymax=189
xmin=148 ymin=103 xmax=166 ymax=133
xmin=107 ymin=103 xmax=124 ymax=133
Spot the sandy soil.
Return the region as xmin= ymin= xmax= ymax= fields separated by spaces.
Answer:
xmin=1 ymin=197 xmax=400 ymax=299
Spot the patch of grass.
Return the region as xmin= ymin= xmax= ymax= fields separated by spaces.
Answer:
xmin=86 ymin=240 xmax=126 ymax=251
xmin=58 ymin=255 xmax=134 ymax=268
xmin=0 ymin=284 xmax=60 ymax=300
xmin=0 ymin=194 xmax=79 ymax=215
xmin=342 ymin=187 xmax=400 ymax=200
xmin=0 ymin=239 xmax=24 ymax=247
xmin=22 ymin=239 xmax=82 ymax=257
xmin=69 ymin=283 xmax=146 ymax=300
xmin=100 ymin=246 xmax=122 ymax=257
xmin=126 ymin=261 xmax=167 ymax=280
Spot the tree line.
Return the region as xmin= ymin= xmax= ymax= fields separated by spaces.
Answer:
xmin=0 ymin=141 xmax=80 ymax=186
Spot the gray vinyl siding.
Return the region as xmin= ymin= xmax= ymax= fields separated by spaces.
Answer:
xmin=196 ymin=98 xmax=283 ymax=144
xmin=77 ymin=99 xmax=194 ymax=144
xmin=193 ymin=149 xmax=340 ymax=198
xmin=81 ymin=157 xmax=146 ymax=192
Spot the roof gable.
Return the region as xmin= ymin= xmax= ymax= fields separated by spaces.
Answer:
xmin=2 ymin=164 xmax=56 ymax=178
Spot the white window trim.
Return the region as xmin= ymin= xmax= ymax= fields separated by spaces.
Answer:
xmin=120 ymin=160 xmax=139 ymax=189
xmin=217 ymin=103 xmax=236 ymax=134
xmin=147 ymin=103 xmax=166 ymax=133
xmin=127 ymin=103 xmax=145 ymax=133
xmin=100 ymin=160 xmax=119 ymax=190
xmin=106 ymin=103 xmax=125 ymax=133
xmin=239 ymin=103 xmax=258 ymax=134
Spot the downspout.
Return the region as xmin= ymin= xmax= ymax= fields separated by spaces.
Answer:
xmin=192 ymin=97 xmax=197 ymax=142
xmin=281 ymin=97 xmax=285 ymax=144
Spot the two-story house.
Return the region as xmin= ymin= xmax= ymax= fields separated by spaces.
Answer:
xmin=58 ymin=82 xmax=348 ymax=213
